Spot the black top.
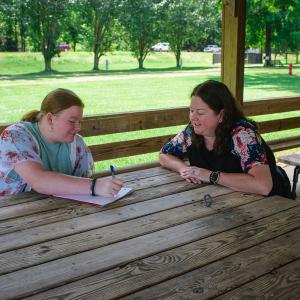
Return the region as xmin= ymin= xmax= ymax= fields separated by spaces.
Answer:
xmin=187 ymin=139 xmax=291 ymax=198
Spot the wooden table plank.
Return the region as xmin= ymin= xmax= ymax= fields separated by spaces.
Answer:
xmin=0 ymin=171 xmax=182 ymax=221
xmin=0 ymin=196 xmax=297 ymax=299
xmin=278 ymin=153 xmax=300 ymax=167
xmin=102 ymin=166 xmax=171 ymax=182
xmin=0 ymin=193 xmax=48 ymax=208
xmin=120 ymin=229 xmax=300 ymax=300
xmin=24 ymin=200 xmax=300 ymax=300
xmin=0 ymin=180 xmax=199 ymax=236
xmin=0 ymin=185 xmax=232 ymax=252
xmin=0 ymin=192 xmax=262 ymax=275
xmin=215 ymin=258 xmax=300 ymax=299
xmin=0 ymin=198 xmax=82 ymax=221
xmin=0 ymin=167 xmax=169 ymax=209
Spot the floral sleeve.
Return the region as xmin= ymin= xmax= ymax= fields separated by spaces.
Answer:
xmin=72 ymin=135 xmax=94 ymax=177
xmin=0 ymin=124 xmax=42 ymax=195
xmin=160 ymin=124 xmax=193 ymax=159
xmin=231 ymin=124 xmax=268 ymax=172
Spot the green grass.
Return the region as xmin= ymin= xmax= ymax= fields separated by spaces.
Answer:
xmin=1 ymin=51 xmax=300 ymax=171
xmin=0 ymin=51 xmax=215 ymax=75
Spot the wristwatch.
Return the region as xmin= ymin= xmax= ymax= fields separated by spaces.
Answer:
xmin=209 ymin=171 xmax=220 ymax=185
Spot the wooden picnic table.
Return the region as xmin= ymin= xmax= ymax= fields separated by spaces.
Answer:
xmin=0 ymin=167 xmax=300 ymax=299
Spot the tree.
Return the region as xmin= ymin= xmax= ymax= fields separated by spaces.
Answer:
xmin=77 ymin=0 xmax=117 ymax=70
xmin=246 ymin=0 xmax=300 ymax=65
xmin=26 ymin=0 xmax=69 ymax=71
xmin=120 ymin=0 xmax=164 ymax=69
xmin=0 ymin=0 xmax=19 ymax=51
xmin=163 ymin=0 xmax=194 ymax=67
xmin=62 ymin=8 xmax=85 ymax=52
xmin=164 ymin=0 xmax=221 ymax=67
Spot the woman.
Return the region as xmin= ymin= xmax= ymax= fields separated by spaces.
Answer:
xmin=160 ymin=80 xmax=291 ymax=198
xmin=0 ymin=88 xmax=123 ymax=197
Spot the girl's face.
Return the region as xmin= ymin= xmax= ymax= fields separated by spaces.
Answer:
xmin=189 ymin=96 xmax=223 ymax=137
xmin=49 ymin=105 xmax=83 ymax=143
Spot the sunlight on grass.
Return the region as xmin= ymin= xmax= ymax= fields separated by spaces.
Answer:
xmin=1 ymin=51 xmax=299 ymax=170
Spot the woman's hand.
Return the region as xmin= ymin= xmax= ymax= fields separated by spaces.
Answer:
xmin=180 ymin=166 xmax=211 ymax=184
xmin=95 ymin=177 xmax=123 ymax=197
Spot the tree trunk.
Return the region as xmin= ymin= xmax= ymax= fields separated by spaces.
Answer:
xmin=138 ymin=57 xmax=144 ymax=69
xmin=93 ymin=52 xmax=100 ymax=70
xmin=93 ymin=12 xmax=101 ymax=71
xmin=43 ymin=54 xmax=52 ymax=72
xmin=265 ymin=24 xmax=272 ymax=66
xmin=296 ymin=53 xmax=299 ymax=64
xmin=175 ymin=49 xmax=181 ymax=68
xmin=20 ymin=36 xmax=26 ymax=52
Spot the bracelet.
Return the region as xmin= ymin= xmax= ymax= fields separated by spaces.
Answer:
xmin=90 ymin=178 xmax=97 ymax=196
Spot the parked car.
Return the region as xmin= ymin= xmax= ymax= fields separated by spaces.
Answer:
xmin=58 ymin=42 xmax=70 ymax=52
xmin=203 ymin=45 xmax=221 ymax=53
xmin=151 ymin=42 xmax=170 ymax=52
xmin=245 ymin=48 xmax=261 ymax=54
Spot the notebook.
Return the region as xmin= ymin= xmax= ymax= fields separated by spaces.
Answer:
xmin=54 ymin=187 xmax=133 ymax=206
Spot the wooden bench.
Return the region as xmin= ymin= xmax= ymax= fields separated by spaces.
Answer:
xmin=1 ymin=96 xmax=300 ymax=175
xmin=278 ymin=153 xmax=300 ymax=199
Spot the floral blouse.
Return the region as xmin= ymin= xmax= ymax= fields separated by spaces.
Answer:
xmin=0 ymin=122 xmax=94 ymax=196
xmin=161 ymin=119 xmax=268 ymax=173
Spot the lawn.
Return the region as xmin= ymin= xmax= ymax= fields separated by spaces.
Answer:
xmin=0 ymin=51 xmax=215 ymax=75
xmin=0 ymin=51 xmax=300 ymax=171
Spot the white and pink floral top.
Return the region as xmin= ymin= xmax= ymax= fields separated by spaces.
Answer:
xmin=0 ymin=122 xmax=93 ymax=196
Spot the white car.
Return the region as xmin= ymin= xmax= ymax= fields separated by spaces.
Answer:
xmin=203 ymin=45 xmax=221 ymax=53
xmin=151 ymin=42 xmax=170 ymax=52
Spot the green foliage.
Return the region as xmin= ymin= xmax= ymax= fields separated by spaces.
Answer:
xmin=163 ymin=0 xmax=221 ymax=67
xmin=61 ymin=7 xmax=86 ymax=52
xmin=0 ymin=0 xmax=29 ymax=51
xmin=79 ymin=0 xmax=118 ymax=70
xmin=246 ymin=0 xmax=300 ymax=58
xmin=119 ymin=0 xmax=165 ymax=69
xmin=26 ymin=0 xmax=70 ymax=71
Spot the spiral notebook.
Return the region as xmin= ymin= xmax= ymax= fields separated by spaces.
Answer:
xmin=54 ymin=187 xmax=133 ymax=206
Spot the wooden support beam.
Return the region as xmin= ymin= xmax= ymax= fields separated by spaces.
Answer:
xmin=221 ymin=0 xmax=246 ymax=105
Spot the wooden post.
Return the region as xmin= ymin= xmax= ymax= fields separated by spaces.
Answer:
xmin=221 ymin=0 xmax=246 ymax=106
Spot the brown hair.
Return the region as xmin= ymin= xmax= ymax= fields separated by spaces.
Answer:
xmin=190 ymin=80 xmax=256 ymax=154
xmin=22 ymin=88 xmax=84 ymax=122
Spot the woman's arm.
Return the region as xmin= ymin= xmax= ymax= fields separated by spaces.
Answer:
xmin=219 ymin=164 xmax=273 ymax=195
xmin=182 ymin=164 xmax=273 ymax=196
xmin=159 ymin=153 xmax=202 ymax=184
xmin=159 ymin=125 xmax=193 ymax=175
xmin=159 ymin=152 xmax=188 ymax=173
xmin=14 ymin=161 xmax=123 ymax=197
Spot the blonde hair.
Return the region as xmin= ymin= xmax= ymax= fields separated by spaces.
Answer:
xmin=22 ymin=88 xmax=84 ymax=122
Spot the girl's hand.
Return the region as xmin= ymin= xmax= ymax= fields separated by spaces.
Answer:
xmin=95 ymin=177 xmax=123 ymax=197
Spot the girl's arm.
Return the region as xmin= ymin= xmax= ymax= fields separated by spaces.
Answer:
xmin=14 ymin=161 xmax=123 ymax=197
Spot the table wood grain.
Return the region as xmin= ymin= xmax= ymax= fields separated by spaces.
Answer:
xmin=0 ymin=167 xmax=299 ymax=299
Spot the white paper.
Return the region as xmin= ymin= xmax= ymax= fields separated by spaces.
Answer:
xmin=54 ymin=187 xmax=133 ymax=206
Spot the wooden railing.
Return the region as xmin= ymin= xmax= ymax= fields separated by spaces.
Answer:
xmin=1 ymin=96 xmax=300 ymax=171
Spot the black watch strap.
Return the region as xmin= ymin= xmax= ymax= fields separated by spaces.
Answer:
xmin=90 ymin=178 xmax=97 ymax=196
xmin=209 ymin=171 xmax=220 ymax=185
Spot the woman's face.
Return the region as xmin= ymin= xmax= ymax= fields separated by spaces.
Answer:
xmin=50 ymin=105 xmax=83 ymax=143
xmin=189 ymin=96 xmax=223 ymax=137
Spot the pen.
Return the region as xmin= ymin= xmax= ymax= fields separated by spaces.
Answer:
xmin=110 ymin=165 xmax=116 ymax=177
